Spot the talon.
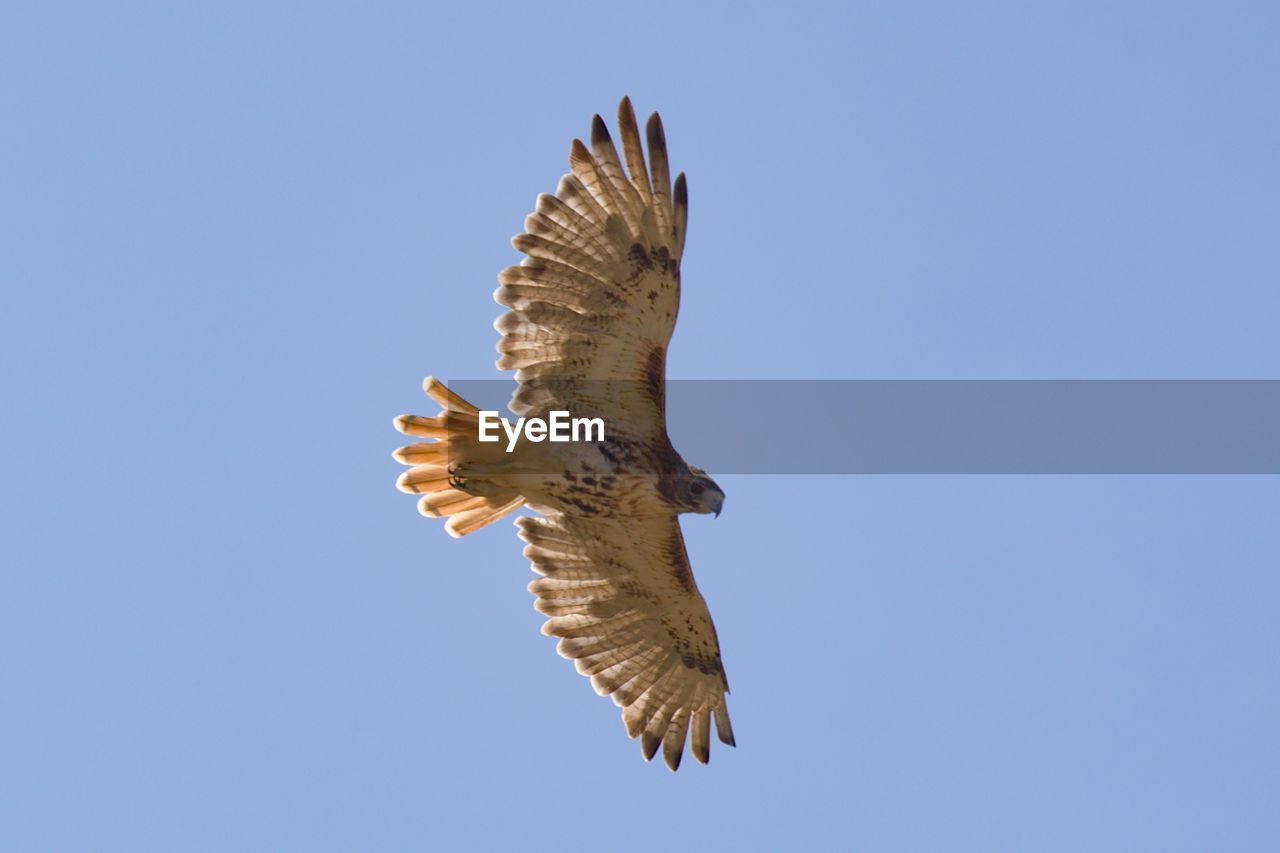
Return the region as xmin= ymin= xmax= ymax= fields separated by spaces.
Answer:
xmin=447 ymin=462 xmax=468 ymax=491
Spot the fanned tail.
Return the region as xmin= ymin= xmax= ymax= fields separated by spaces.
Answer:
xmin=393 ymin=377 xmax=525 ymax=537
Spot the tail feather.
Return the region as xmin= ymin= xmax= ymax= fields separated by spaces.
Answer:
xmin=445 ymin=496 xmax=526 ymax=538
xmin=393 ymin=443 xmax=449 ymax=465
xmin=422 ymin=376 xmax=481 ymax=415
xmin=396 ymin=468 xmax=451 ymax=495
xmin=393 ymin=415 xmax=451 ymax=439
xmin=393 ymin=376 xmax=525 ymax=537
xmin=419 ymin=490 xmax=490 ymax=516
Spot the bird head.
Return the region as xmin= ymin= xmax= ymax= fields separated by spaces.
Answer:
xmin=680 ymin=465 xmax=725 ymax=517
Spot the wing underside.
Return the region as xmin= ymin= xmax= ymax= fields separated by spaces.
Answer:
xmin=495 ymin=97 xmax=688 ymax=443
xmin=520 ymin=511 xmax=734 ymax=770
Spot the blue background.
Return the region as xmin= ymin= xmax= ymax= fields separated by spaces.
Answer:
xmin=3 ymin=2 xmax=1277 ymax=850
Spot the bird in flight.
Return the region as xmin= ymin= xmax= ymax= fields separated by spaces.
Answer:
xmin=393 ymin=98 xmax=733 ymax=770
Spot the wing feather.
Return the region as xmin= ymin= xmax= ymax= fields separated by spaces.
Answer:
xmin=690 ymin=706 xmax=712 ymax=764
xmin=663 ymin=707 xmax=692 ymax=771
xmin=588 ymin=114 xmax=645 ymax=236
xmin=672 ymin=172 xmax=689 ymax=259
xmin=617 ymin=97 xmax=653 ymax=206
xmin=646 ymin=112 xmax=674 ymax=242
xmin=553 ymin=173 xmax=612 ymax=231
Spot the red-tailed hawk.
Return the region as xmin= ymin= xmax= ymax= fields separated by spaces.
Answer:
xmin=393 ymin=98 xmax=733 ymax=770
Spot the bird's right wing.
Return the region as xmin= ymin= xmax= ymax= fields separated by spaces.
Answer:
xmin=495 ymin=97 xmax=688 ymax=443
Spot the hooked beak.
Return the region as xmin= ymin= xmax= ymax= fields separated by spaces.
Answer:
xmin=711 ymin=492 xmax=724 ymax=518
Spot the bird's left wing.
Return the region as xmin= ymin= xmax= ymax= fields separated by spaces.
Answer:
xmin=518 ymin=512 xmax=734 ymax=770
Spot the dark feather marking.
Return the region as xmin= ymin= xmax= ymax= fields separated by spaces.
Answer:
xmin=629 ymin=243 xmax=653 ymax=270
xmin=668 ymin=632 xmax=723 ymax=676
xmin=644 ymin=347 xmax=666 ymax=414
xmin=617 ymin=580 xmax=660 ymax=604
xmin=641 ymin=732 xmax=661 ymax=761
xmin=591 ymin=113 xmax=611 ymax=146
xmin=654 ymin=246 xmax=678 ymax=277
xmin=599 ymin=435 xmax=643 ymax=466
xmin=663 ymin=526 xmax=695 ymax=594
xmin=565 ymin=496 xmax=600 ymax=515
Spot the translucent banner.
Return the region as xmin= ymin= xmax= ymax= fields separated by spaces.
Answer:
xmin=436 ymin=380 xmax=1280 ymax=474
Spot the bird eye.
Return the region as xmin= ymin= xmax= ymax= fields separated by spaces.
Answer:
xmin=690 ymin=483 xmax=705 ymax=495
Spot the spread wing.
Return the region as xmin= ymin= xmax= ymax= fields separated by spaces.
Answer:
xmin=519 ymin=512 xmax=734 ymax=770
xmin=495 ymin=97 xmax=687 ymax=442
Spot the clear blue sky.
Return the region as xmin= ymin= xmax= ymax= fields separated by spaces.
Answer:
xmin=3 ymin=2 xmax=1277 ymax=851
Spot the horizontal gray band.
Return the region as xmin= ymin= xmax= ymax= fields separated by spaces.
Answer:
xmin=445 ymin=380 xmax=1280 ymax=474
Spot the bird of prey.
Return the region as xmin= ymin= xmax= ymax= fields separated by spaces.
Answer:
xmin=393 ymin=98 xmax=733 ymax=770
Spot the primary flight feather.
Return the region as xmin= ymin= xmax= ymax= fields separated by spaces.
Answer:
xmin=393 ymin=98 xmax=733 ymax=770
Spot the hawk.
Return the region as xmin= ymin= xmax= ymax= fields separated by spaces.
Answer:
xmin=393 ymin=98 xmax=733 ymax=770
